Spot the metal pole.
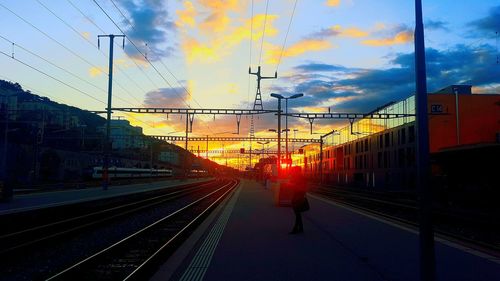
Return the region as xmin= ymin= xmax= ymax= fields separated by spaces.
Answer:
xmin=185 ymin=113 xmax=189 ymax=150
xmin=414 ymin=1 xmax=435 ymax=280
xmin=150 ymin=140 xmax=153 ymax=177
xmin=454 ymin=87 xmax=460 ymax=145
xmin=249 ymin=140 xmax=252 ymax=171
xmin=277 ymin=98 xmax=282 ymax=176
xmin=206 ymin=135 xmax=209 ymax=159
xmin=285 ymin=98 xmax=289 ymax=170
xmin=320 ymin=136 xmax=323 ymax=184
xmin=103 ymin=34 xmax=115 ymax=190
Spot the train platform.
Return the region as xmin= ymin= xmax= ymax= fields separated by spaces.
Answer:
xmin=0 ymin=178 xmax=211 ymax=215
xmin=156 ymin=179 xmax=500 ymax=281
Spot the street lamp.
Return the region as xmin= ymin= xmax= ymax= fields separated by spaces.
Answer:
xmin=269 ymin=93 xmax=283 ymax=175
xmin=270 ymin=93 xmax=303 ymax=171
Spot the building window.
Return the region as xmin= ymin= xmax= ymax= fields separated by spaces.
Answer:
xmin=378 ymin=152 xmax=382 ymax=168
xmin=384 ymin=151 xmax=390 ymax=168
xmin=401 ymin=128 xmax=406 ymax=144
xmin=385 ymin=133 xmax=390 ymax=148
xmin=407 ymin=147 xmax=415 ymax=166
xmin=364 ymin=139 xmax=368 ymax=152
xmin=398 ymin=148 xmax=405 ymax=168
xmin=379 ymin=135 xmax=383 ymax=148
xmin=409 ymin=125 xmax=415 ymax=143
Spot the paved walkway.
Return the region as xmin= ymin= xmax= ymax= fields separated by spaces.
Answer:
xmin=170 ymin=179 xmax=500 ymax=281
xmin=0 ymin=178 xmax=211 ymax=215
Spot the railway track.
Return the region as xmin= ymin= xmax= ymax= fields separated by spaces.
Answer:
xmin=46 ymin=178 xmax=238 ymax=281
xmin=0 ymin=179 xmax=219 ymax=254
xmin=312 ymin=186 xmax=500 ymax=256
xmin=0 ymin=178 xmax=238 ymax=280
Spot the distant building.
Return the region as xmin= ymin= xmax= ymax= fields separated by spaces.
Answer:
xmin=0 ymin=90 xmax=18 ymax=121
xmin=98 ymin=119 xmax=145 ymax=150
xmin=159 ymin=149 xmax=180 ymax=166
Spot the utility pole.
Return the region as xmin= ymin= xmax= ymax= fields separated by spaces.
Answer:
xmin=414 ymin=1 xmax=435 ymax=280
xmin=98 ymin=34 xmax=125 ymax=190
xmin=185 ymin=113 xmax=189 ymax=150
xmin=249 ymin=66 xmax=277 ymax=110
xmin=269 ymin=94 xmax=282 ymax=176
xmin=249 ymin=66 xmax=277 ymax=174
xmin=284 ymin=94 xmax=303 ymax=170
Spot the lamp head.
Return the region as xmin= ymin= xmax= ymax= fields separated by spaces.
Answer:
xmin=290 ymin=93 xmax=304 ymax=99
xmin=270 ymin=93 xmax=284 ymax=99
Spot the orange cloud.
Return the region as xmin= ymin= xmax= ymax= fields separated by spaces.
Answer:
xmin=266 ymin=39 xmax=333 ymax=64
xmin=176 ymin=1 xmax=196 ymax=27
xmin=326 ymin=0 xmax=341 ymax=7
xmin=332 ymin=25 xmax=369 ymax=38
xmin=362 ymin=30 xmax=414 ymax=46
xmin=198 ymin=0 xmax=240 ymax=33
xmin=89 ymin=66 xmax=104 ymax=77
xmin=181 ymin=14 xmax=278 ymax=64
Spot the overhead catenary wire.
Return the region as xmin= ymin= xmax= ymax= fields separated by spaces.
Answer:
xmin=270 ymin=0 xmax=298 ymax=92
xmin=0 ymin=2 xmax=138 ymax=108
xmin=247 ymin=0 xmax=254 ymax=108
xmin=65 ymin=0 xmax=160 ymax=94
xmin=0 ymin=74 xmax=73 ymax=106
xmin=258 ymin=0 xmax=270 ymax=66
xmin=106 ymin=0 xmax=215 ymax=134
xmin=0 ymin=34 xmax=134 ymax=108
xmin=0 ymin=74 xmax=170 ymax=136
xmin=35 ymin=0 xmax=143 ymax=105
xmin=0 ymin=50 xmax=106 ymax=105
xmin=275 ymin=0 xmax=298 ymax=73
xmin=0 ymin=2 xmax=99 ymax=71
xmin=108 ymin=0 xmax=204 ymax=110
xmin=92 ymin=0 xmax=192 ymax=110
xmin=0 ymin=34 xmax=107 ymax=94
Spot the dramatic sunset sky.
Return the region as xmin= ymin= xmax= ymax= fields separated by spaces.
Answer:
xmin=1 ymin=0 xmax=499 ymax=167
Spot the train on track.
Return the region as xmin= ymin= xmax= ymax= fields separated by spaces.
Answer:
xmin=90 ymin=167 xmax=173 ymax=179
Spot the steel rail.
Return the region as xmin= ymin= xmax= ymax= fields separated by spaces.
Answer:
xmin=46 ymin=179 xmax=238 ymax=280
xmin=0 ymin=180 xmax=218 ymax=254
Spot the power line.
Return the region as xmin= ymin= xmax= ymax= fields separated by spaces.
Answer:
xmin=247 ymin=0 xmax=254 ymax=109
xmin=275 ymin=0 xmax=298 ymax=72
xmin=0 ymin=2 xmax=136 ymax=107
xmin=65 ymin=0 xmax=160 ymax=96
xmin=104 ymin=0 xmax=215 ymax=134
xmin=0 ymin=4 xmax=169 ymax=135
xmin=91 ymin=0 xmax=191 ymax=110
xmin=35 ymin=0 xmax=143 ymax=105
xmin=0 ymin=2 xmax=99 ymax=70
xmin=0 ymin=50 xmax=106 ymax=105
xmin=0 ymin=74 xmax=73 ymax=106
xmin=258 ymin=0 xmax=270 ymax=66
xmin=108 ymin=0 xmax=205 ymax=110
xmin=0 ymin=34 xmax=107 ymax=94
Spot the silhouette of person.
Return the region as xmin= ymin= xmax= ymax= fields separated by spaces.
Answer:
xmin=289 ymin=167 xmax=308 ymax=234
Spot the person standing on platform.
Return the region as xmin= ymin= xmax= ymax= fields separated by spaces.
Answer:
xmin=289 ymin=167 xmax=309 ymax=234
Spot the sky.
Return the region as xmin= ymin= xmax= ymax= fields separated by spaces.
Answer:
xmin=0 ymin=0 xmax=499 ymax=168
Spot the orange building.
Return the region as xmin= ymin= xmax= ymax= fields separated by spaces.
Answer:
xmin=428 ymin=86 xmax=500 ymax=152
